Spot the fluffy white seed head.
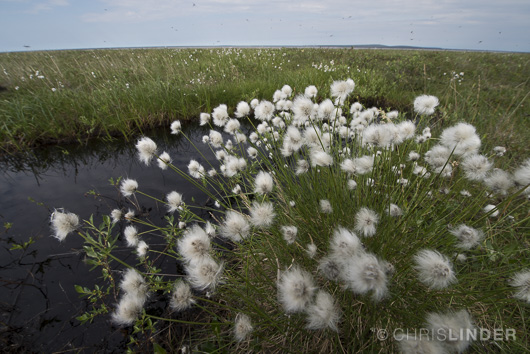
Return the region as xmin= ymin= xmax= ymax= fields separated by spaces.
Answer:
xmin=254 ymin=100 xmax=275 ymax=121
xmin=254 ymin=171 xmax=274 ymax=195
xmin=461 ymin=154 xmax=492 ymax=181
xmin=319 ymin=199 xmax=333 ymax=214
xmin=414 ymin=250 xmax=456 ymax=290
xmin=111 ymin=209 xmax=122 ymax=224
xmin=120 ymin=268 xmax=148 ymax=299
xmin=413 ymin=95 xmax=439 ymax=115
xmin=157 ymin=151 xmax=172 ymax=170
xmin=513 ymin=158 xmax=530 ymax=187
xmin=234 ymin=313 xmax=253 ymax=342
xmin=483 ymin=204 xmax=499 ymax=217
xmin=136 ymin=240 xmax=148 ymax=258
xmin=354 ymin=207 xmax=379 ymax=237
xmin=341 ymin=253 xmax=388 ymax=301
xmin=170 ymin=120 xmax=181 ymax=135
xmin=166 ymin=191 xmax=183 ymax=213
xmin=510 ymin=269 xmax=530 ymax=303
xmin=235 ymin=101 xmax=251 ymax=118
xmin=178 ymin=225 xmax=212 ymax=264
xmin=212 ymin=104 xmax=229 ymax=127
xmin=250 ymin=201 xmax=276 ymax=228
xmin=330 ymin=227 xmax=361 ymax=258
xmin=219 ymin=210 xmax=250 ymax=242
xmin=347 ymin=179 xmax=358 ymax=190
xmin=304 ymin=85 xmax=318 ymax=98
xmin=224 ymin=118 xmax=240 ymax=134
xmin=170 ymin=280 xmax=195 ymax=312
xmin=296 ymin=159 xmax=309 ymax=175
xmin=281 ymin=225 xmax=298 ymax=244
xmin=440 ymin=123 xmax=481 ymax=157
xmin=124 ymin=225 xmax=139 ymax=247
xmin=484 ymin=169 xmax=514 ymax=195
xmin=112 ymin=292 xmax=146 ymax=326
xmin=120 ymin=178 xmax=138 ymax=197
xmin=386 ymin=203 xmax=403 ymax=217
xmin=449 ymin=224 xmax=484 ymax=250
xmin=50 ymin=210 xmax=79 ymax=241
xmin=310 ymin=150 xmax=333 ymax=167
xmin=305 ymin=290 xmax=341 ymax=331
xmin=186 ymin=257 xmax=224 ymax=290
xmin=426 ymin=310 xmax=475 ymax=353
xmin=277 ymin=266 xmax=316 ymax=313
xmin=135 ymin=137 xmax=157 ymax=165
xmin=199 ymin=113 xmax=211 ymax=126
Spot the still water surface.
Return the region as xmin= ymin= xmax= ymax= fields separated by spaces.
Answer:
xmin=0 ymin=125 xmax=213 ymax=352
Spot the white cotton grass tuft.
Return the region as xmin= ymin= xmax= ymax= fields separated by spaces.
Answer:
xmin=461 ymin=154 xmax=492 ymax=181
xmin=413 ymin=95 xmax=439 ymax=115
xmin=111 ymin=209 xmax=122 ymax=224
xmin=235 ymin=101 xmax=250 ymax=118
xmin=414 ymin=250 xmax=456 ymax=290
xmin=354 ymin=207 xmax=379 ymax=237
xmin=483 ymin=204 xmax=499 ymax=217
xmin=310 ymin=150 xmax=333 ymax=167
xmin=513 ymin=158 xmax=530 ymax=189
xmin=510 ymin=269 xmax=530 ymax=303
xmin=166 ymin=191 xmax=183 ymax=213
xmin=199 ymin=112 xmax=211 ymax=126
xmin=124 ymin=225 xmax=139 ymax=247
xmin=281 ymin=225 xmax=298 ymax=244
xmin=209 ymin=130 xmax=223 ymax=148
xmin=347 ymin=179 xmax=357 ymax=190
xmin=254 ymin=171 xmax=274 ymax=195
xmin=439 ymin=123 xmax=481 ymax=157
xmin=277 ymin=266 xmax=316 ymax=313
xmin=111 ymin=292 xmax=146 ymax=326
xmin=234 ymin=313 xmax=253 ymax=342
xmin=340 ymin=253 xmax=388 ymax=301
xmin=212 ymin=104 xmax=229 ymax=127
xmin=120 ymin=268 xmax=149 ymax=299
xmin=449 ymin=224 xmax=484 ymax=250
xmin=120 ymin=178 xmax=138 ymax=197
xmin=135 ymin=137 xmax=157 ymax=165
xmin=318 ymin=257 xmax=343 ymax=281
xmin=254 ymin=100 xmax=275 ymax=121
xmin=330 ymin=78 xmax=355 ymax=104
xmin=304 ymin=85 xmax=318 ymax=98
xmin=386 ymin=203 xmax=403 ymax=217
xmin=484 ymin=169 xmax=514 ymax=196
xmin=396 ymin=334 xmax=446 ymax=354
xmin=178 ymin=225 xmax=212 ymax=264
xmin=50 ymin=210 xmax=79 ymax=241
xmin=224 ymin=118 xmax=240 ymax=134
xmin=170 ymin=120 xmax=181 ymax=135
xmin=296 ymin=159 xmax=309 ymax=175
xmin=319 ymin=199 xmax=333 ymax=214
xmin=306 ymin=243 xmax=318 ymax=258
xmin=249 ymin=201 xmax=276 ymax=229
xmin=305 ymin=290 xmax=341 ymax=332
xmin=185 ymin=256 xmax=224 ymax=291
xmin=329 ymin=227 xmax=361 ymax=258
xmin=169 ymin=280 xmax=195 ymax=312
xmin=136 ymin=240 xmax=149 ymax=258
xmin=219 ymin=210 xmax=250 ymax=242
xmin=425 ymin=309 xmax=475 ymax=353
xmin=157 ymin=151 xmax=172 ymax=170
xmin=188 ymin=160 xmax=205 ymax=179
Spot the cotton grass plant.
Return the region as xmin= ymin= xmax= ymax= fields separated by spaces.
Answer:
xmin=52 ymin=79 xmax=529 ymax=353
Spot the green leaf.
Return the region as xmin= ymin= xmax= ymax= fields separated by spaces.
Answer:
xmin=153 ymin=343 xmax=167 ymax=354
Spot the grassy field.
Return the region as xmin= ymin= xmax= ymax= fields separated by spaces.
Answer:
xmin=0 ymin=48 xmax=529 ymax=158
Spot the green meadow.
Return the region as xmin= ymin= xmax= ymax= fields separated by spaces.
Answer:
xmin=0 ymin=48 xmax=528 ymax=157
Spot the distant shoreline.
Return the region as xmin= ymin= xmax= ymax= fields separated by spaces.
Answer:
xmin=2 ymin=44 xmax=528 ymax=54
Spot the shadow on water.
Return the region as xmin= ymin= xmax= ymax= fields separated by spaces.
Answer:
xmin=0 ymin=122 xmax=217 ymax=352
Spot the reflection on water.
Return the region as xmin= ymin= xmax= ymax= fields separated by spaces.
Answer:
xmin=0 ymin=123 xmax=216 ymax=351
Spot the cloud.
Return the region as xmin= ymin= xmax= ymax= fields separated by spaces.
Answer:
xmin=28 ymin=0 xmax=69 ymax=14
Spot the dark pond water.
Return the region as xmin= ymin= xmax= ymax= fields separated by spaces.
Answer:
xmin=0 ymin=124 xmax=216 ymax=352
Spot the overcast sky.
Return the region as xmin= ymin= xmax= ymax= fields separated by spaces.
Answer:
xmin=1 ymin=0 xmax=529 ymax=52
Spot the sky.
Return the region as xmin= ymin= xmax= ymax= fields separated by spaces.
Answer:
xmin=1 ymin=0 xmax=529 ymax=52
